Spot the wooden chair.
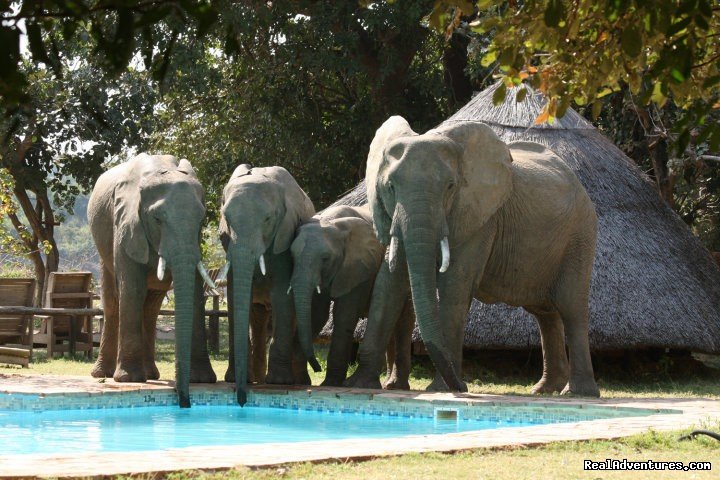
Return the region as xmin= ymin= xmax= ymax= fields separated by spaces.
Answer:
xmin=34 ymin=272 xmax=95 ymax=358
xmin=0 ymin=278 xmax=36 ymax=367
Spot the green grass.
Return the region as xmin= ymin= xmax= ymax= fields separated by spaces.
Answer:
xmin=112 ymin=425 xmax=720 ymax=480
xmin=3 ymin=327 xmax=720 ymax=479
xmin=3 ymin=328 xmax=720 ymax=400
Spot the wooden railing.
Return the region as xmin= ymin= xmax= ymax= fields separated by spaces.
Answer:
xmin=0 ymin=306 xmax=228 ymax=356
xmin=0 ymin=306 xmax=228 ymax=317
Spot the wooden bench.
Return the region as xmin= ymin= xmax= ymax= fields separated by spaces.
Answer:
xmin=0 ymin=278 xmax=36 ymax=367
xmin=34 ymin=272 xmax=95 ymax=358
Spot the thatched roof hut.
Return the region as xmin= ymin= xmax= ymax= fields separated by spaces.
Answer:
xmin=330 ymin=83 xmax=720 ymax=353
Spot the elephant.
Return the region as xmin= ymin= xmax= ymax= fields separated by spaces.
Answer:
xmin=88 ymin=154 xmax=217 ymax=407
xmin=289 ymin=204 xmax=414 ymax=388
xmin=346 ymin=116 xmax=600 ymax=397
xmin=218 ymin=164 xmax=316 ymax=405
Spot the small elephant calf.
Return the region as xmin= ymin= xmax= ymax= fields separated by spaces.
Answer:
xmin=290 ymin=205 xmax=413 ymax=387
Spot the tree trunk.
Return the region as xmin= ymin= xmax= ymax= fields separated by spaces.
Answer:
xmin=633 ymin=105 xmax=675 ymax=207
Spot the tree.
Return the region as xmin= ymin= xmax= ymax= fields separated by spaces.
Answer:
xmin=426 ymin=1 xmax=720 ymax=251
xmin=0 ymin=49 xmax=156 ymax=301
xmin=151 ymin=1 xmax=452 ymax=214
xmin=0 ymin=1 xmax=216 ymax=112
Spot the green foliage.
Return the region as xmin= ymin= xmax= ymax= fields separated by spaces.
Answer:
xmin=0 ymin=22 xmax=158 ymax=278
xmin=430 ymin=1 xmax=720 ymax=143
xmin=591 ymin=90 xmax=720 ymax=250
xmin=0 ymin=167 xmax=25 ymax=256
xmin=152 ymin=1 xmax=448 ymax=216
xmin=0 ymin=0 xmax=217 ymax=111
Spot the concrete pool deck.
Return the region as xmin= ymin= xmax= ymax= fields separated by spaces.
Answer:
xmin=0 ymin=374 xmax=718 ymax=478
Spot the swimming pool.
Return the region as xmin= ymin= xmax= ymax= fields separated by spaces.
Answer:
xmin=1 ymin=405 xmax=542 ymax=455
xmin=0 ymin=385 xmax=665 ymax=456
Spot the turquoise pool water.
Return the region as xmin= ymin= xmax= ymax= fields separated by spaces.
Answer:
xmin=1 ymin=405 xmax=545 ymax=455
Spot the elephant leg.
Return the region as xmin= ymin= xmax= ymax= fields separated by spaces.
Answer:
xmin=190 ymin=272 xmax=217 ymax=383
xmin=556 ymin=295 xmax=599 ymax=397
xmin=249 ymin=303 xmax=269 ymax=384
xmin=553 ymin=243 xmax=599 ymax=397
xmin=527 ymin=309 xmax=569 ymax=394
xmin=114 ymin=260 xmax=148 ymax=383
xmin=92 ymin=261 xmax=118 ymax=378
xmin=345 ymin=259 xmax=410 ymax=389
xmin=141 ymin=289 xmax=165 ymax=380
xmin=225 ymin=273 xmax=235 ymax=383
xmin=383 ymin=298 xmax=413 ymax=390
xmin=323 ymin=291 xmax=363 ymax=386
xmin=265 ymin=253 xmax=297 ymax=385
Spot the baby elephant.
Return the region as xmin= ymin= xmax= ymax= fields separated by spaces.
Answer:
xmin=290 ymin=205 xmax=412 ymax=387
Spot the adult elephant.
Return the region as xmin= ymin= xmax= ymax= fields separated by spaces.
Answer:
xmin=89 ymin=154 xmax=216 ymax=408
xmin=347 ymin=117 xmax=599 ymax=397
xmin=219 ymin=164 xmax=315 ymax=405
xmin=289 ymin=204 xmax=414 ymax=388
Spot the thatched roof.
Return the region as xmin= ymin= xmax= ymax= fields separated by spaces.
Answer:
xmin=328 ymin=83 xmax=720 ymax=353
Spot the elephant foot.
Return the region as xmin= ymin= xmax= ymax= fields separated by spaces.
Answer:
xmin=190 ymin=362 xmax=217 ymax=384
xmin=145 ymin=362 xmax=161 ymax=381
xmin=265 ymin=367 xmax=296 ymax=385
xmin=426 ymin=376 xmax=449 ymax=392
xmin=294 ymin=370 xmax=312 ymax=386
xmin=561 ymin=378 xmax=601 ymax=398
xmin=320 ymin=376 xmax=345 ymax=387
xmin=344 ymin=369 xmax=382 ymax=389
xmin=91 ymin=360 xmax=115 ymax=379
xmin=531 ymin=376 xmax=568 ymax=395
xmin=383 ymin=377 xmax=410 ymax=390
xmin=113 ymin=366 xmax=147 ymax=383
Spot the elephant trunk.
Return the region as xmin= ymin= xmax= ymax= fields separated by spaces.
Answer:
xmin=399 ymin=202 xmax=466 ymax=392
xmin=292 ymin=280 xmax=322 ymax=373
xmin=230 ymin=247 xmax=254 ymax=406
xmin=170 ymin=252 xmax=197 ymax=408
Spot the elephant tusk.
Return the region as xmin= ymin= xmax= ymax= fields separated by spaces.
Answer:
xmin=388 ymin=235 xmax=399 ymax=273
xmin=259 ymin=254 xmax=266 ymax=276
xmin=287 ymin=284 xmax=293 ymax=295
xmin=216 ymin=262 xmax=230 ymax=283
xmin=157 ymin=256 xmax=166 ymax=281
xmin=316 ymin=285 xmax=321 ymax=294
xmin=439 ymin=236 xmax=450 ymax=273
xmin=197 ymin=262 xmax=217 ymax=289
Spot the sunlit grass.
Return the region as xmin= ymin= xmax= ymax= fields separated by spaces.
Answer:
xmin=116 ymin=423 xmax=720 ymax=480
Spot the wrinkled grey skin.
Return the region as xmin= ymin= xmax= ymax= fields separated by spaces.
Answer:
xmin=290 ymin=204 xmax=413 ymax=387
xmin=220 ymin=164 xmax=315 ymax=405
xmin=347 ymin=117 xmax=599 ymax=397
xmin=88 ymin=154 xmax=215 ymax=408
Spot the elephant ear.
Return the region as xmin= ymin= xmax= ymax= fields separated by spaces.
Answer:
xmin=177 ymin=158 xmax=197 ymax=177
xmin=432 ymin=121 xmax=513 ymax=235
xmin=330 ymin=217 xmax=384 ymax=298
xmin=114 ymin=179 xmax=149 ymax=264
xmin=230 ymin=163 xmax=253 ymax=180
xmin=273 ymin=169 xmax=316 ymax=254
xmin=366 ymin=116 xmax=417 ymax=245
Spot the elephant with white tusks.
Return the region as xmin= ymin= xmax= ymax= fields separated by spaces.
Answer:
xmin=89 ymin=154 xmax=217 ymax=408
xmin=218 ymin=164 xmax=315 ymax=405
xmin=346 ymin=117 xmax=600 ymax=397
xmin=289 ymin=204 xmax=414 ymax=388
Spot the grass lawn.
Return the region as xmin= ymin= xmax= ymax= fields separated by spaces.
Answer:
xmin=2 ymin=324 xmax=719 ymax=479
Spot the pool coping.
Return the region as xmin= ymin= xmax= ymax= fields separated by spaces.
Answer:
xmin=0 ymin=374 xmax=718 ymax=478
